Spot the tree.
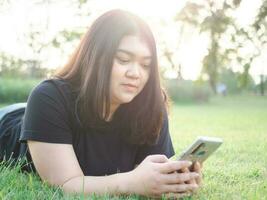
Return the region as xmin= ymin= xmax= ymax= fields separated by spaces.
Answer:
xmin=0 ymin=0 xmax=91 ymax=78
xmin=0 ymin=53 xmax=25 ymax=77
xmin=252 ymin=0 xmax=267 ymax=95
xmin=175 ymin=0 xmax=242 ymax=94
xmin=230 ymin=0 xmax=267 ymax=95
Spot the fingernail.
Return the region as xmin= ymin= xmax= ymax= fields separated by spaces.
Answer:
xmin=187 ymin=161 xmax=192 ymax=165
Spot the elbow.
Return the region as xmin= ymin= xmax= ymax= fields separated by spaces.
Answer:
xmin=61 ymin=175 xmax=85 ymax=195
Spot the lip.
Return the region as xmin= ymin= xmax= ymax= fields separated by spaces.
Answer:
xmin=122 ymin=83 xmax=138 ymax=88
xmin=122 ymin=83 xmax=138 ymax=90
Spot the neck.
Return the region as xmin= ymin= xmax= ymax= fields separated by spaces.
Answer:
xmin=105 ymin=103 xmax=120 ymax=122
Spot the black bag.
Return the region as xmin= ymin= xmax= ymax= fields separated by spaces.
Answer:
xmin=0 ymin=103 xmax=35 ymax=173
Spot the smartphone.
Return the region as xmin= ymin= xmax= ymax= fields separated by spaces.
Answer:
xmin=177 ymin=136 xmax=223 ymax=164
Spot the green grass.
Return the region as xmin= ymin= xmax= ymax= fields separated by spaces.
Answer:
xmin=0 ymin=95 xmax=267 ymax=199
xmin=169 ymin=95 xmax=267 ymax=200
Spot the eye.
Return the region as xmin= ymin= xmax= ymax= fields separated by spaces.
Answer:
xmin=142 ymin=63 xmax=151 ymax=69
xmin=116 ymin=57 xmax=130 ymax=65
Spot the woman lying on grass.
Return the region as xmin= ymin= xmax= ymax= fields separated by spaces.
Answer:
xmin=14 ymin=9 xmax=202 ymax=198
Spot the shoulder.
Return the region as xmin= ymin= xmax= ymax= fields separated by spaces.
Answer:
xmin=26 ymin=78 xmax=76 ymax=114
xmin=30 ymin=78 xmax=72 ymax=101
xmin=32 ymin=78 xmax=69 ymax=93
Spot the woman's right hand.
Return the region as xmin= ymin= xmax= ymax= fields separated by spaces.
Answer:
xmin=128 ymin=155 xmax=200 ymax=198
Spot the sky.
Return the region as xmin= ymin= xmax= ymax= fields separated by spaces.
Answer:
xmin=0 ymin=0 xmax=266 ymax=82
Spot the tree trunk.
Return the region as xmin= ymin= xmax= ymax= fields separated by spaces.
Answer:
xmin=260 ymin=74 xmax=265 ymax=96
xmin=209 ymin=78 xmax=217 ymax=94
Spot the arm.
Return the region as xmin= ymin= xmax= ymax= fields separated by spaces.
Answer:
xmin=62 ymin=170 xmax=132 ymax=195
xmin=27 ymin=140 xmax=131 ymax=195
xmin=28 ymin=141 xmax=199 ymax=198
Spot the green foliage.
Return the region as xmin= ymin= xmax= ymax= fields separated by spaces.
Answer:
xmin=218 ymin=68 xmax=255 ymax=94
xmin=0 ymin=78 xmax=42 ymax=103
xmin=255 ymin=75 xmax=267 ymax=96
xmin=163 ymin=79 xmax=212 ymax=103
xmin=219 ymin=68 xmax=239 ymax=94
xmin=0 ymin=52 xmax=50 ymax=78
xmin=253 ymin=0 xmax=267 ymax=32
xmin=0 ymin=53 xmax=25 ymax=77
xmin=52 ymin=29 xmax=84 ymax=48
xmin=175 ymin=0 xmax=242 ymax=93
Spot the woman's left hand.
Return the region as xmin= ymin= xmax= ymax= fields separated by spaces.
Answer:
xmin=192 ymin=161 xmax=202 ymax=186
xmin=165 ymin=161 xmax=203 ymax=199
xmin=182 ymin=161 xmax=202 ymax=190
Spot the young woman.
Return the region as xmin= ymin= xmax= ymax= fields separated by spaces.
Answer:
xmin=2 ymin=9 xmax=202 ymax=198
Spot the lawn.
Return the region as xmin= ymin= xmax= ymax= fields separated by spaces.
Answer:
xmin=169 ymin=95 xmax=267 ymax=199
xmin=0 ymin=95 xmax=266 ymax=199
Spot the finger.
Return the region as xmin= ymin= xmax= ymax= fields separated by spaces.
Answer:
xmin=162 ymin=172 xmax=199 ymax=184
xmin=163 ymin=183 xmax=199 ymax=193
xmin=146 ymin=154 xmax=169 ymax=163
xmin=181 ymin=167 xmax=196 ymax=184
xmin=158 ymin=161 xmax=192 ymax=174
xmin=199 ymin=161 xmax=203 ymax=168
xmin=196 ymin=162 xmax=203 ymax=172
xmin=193 ymin=162 xmax=202 ymax=185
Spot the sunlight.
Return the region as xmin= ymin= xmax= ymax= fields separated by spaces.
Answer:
xmin=0 ymin=0 xmax=265 ymax=81
xmin=89 ymin=0 xmax=185 ymax=19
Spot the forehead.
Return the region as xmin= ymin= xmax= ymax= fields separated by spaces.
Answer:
xmin=116 ymin=35 xmax=151 ymax=58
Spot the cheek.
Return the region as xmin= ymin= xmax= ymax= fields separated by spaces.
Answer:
xmin=112 ymin=63 xmax=126 ymax=78
xmin=111 ymin=64 xmax=121 ymax=82
xmin=142 ymin=70 xmax=150 ymax=86
xmin=110 ymin=66 xmax=124 ymax=91
xmin=110 ymin=76 xmax=119 ymax=93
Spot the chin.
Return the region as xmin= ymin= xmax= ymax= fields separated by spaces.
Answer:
xmin=121 ymin=99 xmax=134 ymax=104
xmin=119 ymin=96 xmax=136 ymax=104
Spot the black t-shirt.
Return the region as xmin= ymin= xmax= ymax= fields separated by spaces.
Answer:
xmin=19 ymin=79 xmax=175 ymax=176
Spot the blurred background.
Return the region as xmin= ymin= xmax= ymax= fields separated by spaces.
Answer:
xmin=0 ymin=0 xmax=266 ymax=104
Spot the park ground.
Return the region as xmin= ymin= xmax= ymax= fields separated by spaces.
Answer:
xmin=0 ymin=94 xmax=266 ymax=199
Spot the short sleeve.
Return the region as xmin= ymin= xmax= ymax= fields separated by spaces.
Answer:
xmin=19 ymin=80 xmax=73 ymax=144
xmin=135 ymin=111 xmax=175 ymax=164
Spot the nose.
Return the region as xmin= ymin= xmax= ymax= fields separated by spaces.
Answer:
xmin=125 ymin=62 xmax=141 ymax=79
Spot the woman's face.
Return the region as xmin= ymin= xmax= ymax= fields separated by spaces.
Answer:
xmin=110 ymin=35 xmax=152 ymax=108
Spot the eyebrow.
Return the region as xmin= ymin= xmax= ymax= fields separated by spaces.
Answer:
xmin=116 ymin=49 xmax=152 ymax=60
